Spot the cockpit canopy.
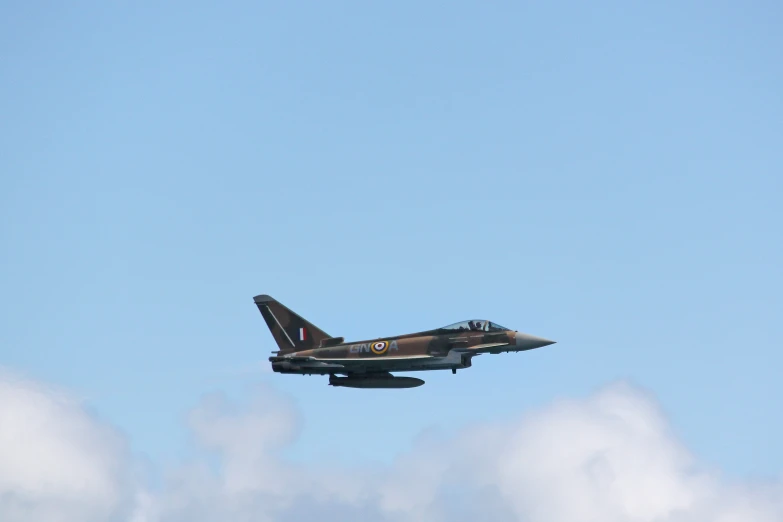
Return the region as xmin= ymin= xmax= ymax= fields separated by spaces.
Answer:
xmin=437 ymin=320 xmax=509 ymax=332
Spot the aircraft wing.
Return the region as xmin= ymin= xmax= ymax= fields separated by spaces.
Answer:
xmin=279 ymin=355 xmax=317 ymax=363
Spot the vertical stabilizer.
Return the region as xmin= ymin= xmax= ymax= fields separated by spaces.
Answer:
xmin=253 ymin=295 xmax=330 ymax=353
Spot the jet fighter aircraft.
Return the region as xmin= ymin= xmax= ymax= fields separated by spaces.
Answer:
xmin=254 ymin=294 xmax=555 ymax=389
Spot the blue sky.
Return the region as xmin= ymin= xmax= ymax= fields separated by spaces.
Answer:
xmin=2 ymin=0 xmax=782 ymax=495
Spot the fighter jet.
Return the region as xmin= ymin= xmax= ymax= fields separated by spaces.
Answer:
xmin=254 ymin=294 xmax=555 ymax=389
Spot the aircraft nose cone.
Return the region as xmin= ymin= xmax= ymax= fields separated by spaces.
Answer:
xmin=515 ymin=332 xmax=556 ymax=351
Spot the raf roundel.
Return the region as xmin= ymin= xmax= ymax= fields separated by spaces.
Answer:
xmin=371 ymin=341 xmax=389 ymax=354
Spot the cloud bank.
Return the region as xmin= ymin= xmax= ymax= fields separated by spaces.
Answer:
xmin=1 ymin=368 xmax=781 ymax=522
xmin=0 ymin=370 xmax=136 ymax=522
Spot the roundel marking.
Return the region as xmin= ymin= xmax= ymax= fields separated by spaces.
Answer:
xmin=371 ymin=341 xmax=389 ymax=354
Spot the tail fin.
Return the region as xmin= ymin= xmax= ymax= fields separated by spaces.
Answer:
xmin=253 ymin=294 xmax=330 ymax=353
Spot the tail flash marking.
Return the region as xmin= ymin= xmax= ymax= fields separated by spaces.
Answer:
xmin=299 ymin=328 xmax=306 ymax=341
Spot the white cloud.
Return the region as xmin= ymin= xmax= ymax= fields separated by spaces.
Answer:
xmin=0 ymin=369 xmax=137 ymax=522
xmin=0 ymin=369 xmax=781 ymax=522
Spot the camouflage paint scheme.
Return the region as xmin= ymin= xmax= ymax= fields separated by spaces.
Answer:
xmin=254 ymin=294 xmax=555 ymax=388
